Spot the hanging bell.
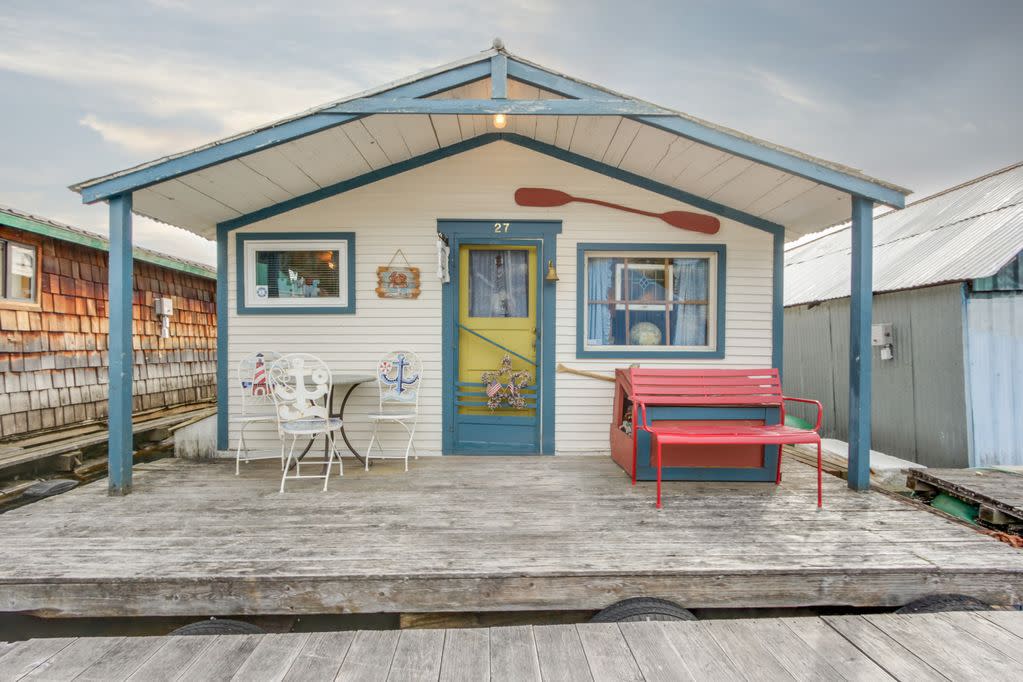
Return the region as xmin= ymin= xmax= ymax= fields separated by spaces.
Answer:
xmin=545 ymin=259 xmax=560 ymax=282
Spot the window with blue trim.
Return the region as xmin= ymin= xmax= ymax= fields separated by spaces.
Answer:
xmin=237 ymin=232 xmax=355 ymax=314
xmin=581 ymin=248 xmax=721 ymax=355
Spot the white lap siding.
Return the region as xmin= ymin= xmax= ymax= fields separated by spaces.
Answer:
xmin=226 ymin=141 xmax=775 ymax=456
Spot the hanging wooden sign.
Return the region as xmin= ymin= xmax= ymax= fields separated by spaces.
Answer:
xmin=376 ymin=249 xmax=421 ymax=299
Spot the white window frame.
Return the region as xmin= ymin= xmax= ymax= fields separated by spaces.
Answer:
xmin=242 ymin=238 xmax=349 ymax=309
xmin=1 ymin=239 xmax=39 ymax=304
xmin=582 ymin=249 xmax=719 ymax=353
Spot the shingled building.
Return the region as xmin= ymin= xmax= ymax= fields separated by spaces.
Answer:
xmin=0 ymin=206 xmax=216 ymax=440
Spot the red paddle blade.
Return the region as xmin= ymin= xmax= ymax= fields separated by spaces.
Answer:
xmin=661 ymin=211 xmax=721 ymax=235
xmin=515 ymin=187 xmax=573 ymax=208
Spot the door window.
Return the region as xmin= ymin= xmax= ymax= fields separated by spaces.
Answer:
xmin=467 ymin=249 xmax=529 ymax=318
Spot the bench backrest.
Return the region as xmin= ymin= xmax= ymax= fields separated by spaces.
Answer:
xmin=628 ymin=368 xmax=782 ymax=408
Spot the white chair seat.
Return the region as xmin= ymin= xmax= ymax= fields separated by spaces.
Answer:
xmin=367 ymin=412 xmax=417 ymax=421
xmin=282 ymin=417 xmax=343 ymax=436
xmin=230 ymin=413 xmax=275 ymax=424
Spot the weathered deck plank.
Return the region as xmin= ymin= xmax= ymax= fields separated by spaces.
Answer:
xmin=2 ymin=614 xmax=1023 ymax=681
xmin=0 ymin=456 xmax=1021 ymax=618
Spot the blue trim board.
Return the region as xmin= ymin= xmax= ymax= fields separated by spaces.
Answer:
xmin=439 ymin=221 xmax=560 ymax=455
xmin=773 ymin=230 xmax=784 ymax=376
xmin=490 ymin=54 xmax=507 ymax=99
xmin=632 ymin=406 xmax=780 ymax=482
xmin=107 ymin=194 xmax=134 ymax=495
xmin=324 ymin=99 xmax=671 ymax=116
xmin=234 ymin=231 xmax=356 ymax=315
xmin=77 ymin=60 xmax=491 ymax=203
xmin=848 ymin=196 xmax=874 ymax=490
xmin=219 ymin=133 xmax=784 ymax=237
xmin=216 ymin=224 xmax=229 ymax=451
xmin=575 ymin=243 xmax=727 ymax=360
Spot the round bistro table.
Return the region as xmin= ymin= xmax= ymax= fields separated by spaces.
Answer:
xmin=294 ymin=372 xmax=376 ymax=467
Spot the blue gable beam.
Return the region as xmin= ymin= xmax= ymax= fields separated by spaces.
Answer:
xmin=219 ymin=132 xmax=784 ymax=237
xmin=323 ymin=98 xmax=673 ymax=116
xmin=491 ymin=54 xmax=507 ymax=99
xmin=504 ymin=58 xmax=907 ymax=209
xmin=77 ymin=59 xmax=492 ymax=204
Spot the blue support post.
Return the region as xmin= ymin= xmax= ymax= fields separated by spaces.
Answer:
xmin=848 ymin=196 xmax=873 ymax=490
xmin=216 ymin=225 xmax=229 ymax=451
xmin=108 ymin=194 xmax=134 ymax=495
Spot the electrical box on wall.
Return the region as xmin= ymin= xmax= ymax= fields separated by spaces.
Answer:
xmin=154 ymin=297 xmax=174 ymax=316
xmin=871 ymin=323 xmax=893 ymax=347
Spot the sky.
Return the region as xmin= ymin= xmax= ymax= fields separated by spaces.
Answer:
xmin=1 ymin=0 xmax=1021 ymax=266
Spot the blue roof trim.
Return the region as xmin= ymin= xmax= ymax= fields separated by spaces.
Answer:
xmin=219 ymin=133 xmax=784 ymax=237
xmin=77 ymin=59 xmax=492 ymax=204
xmin=491 ymin=54 xmax=507 ymax=99
xmin=323 ymin=98 xmax=671 ymax=115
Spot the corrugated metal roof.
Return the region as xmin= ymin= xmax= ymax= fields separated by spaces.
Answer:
xmin=785 ymin=162 xmax=1023 ymax=306
xmin=0 ymin=205 xmax=216 ymax=279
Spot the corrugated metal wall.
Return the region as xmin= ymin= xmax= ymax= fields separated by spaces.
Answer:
xmin=783 ymin=283 xmax=970 ymax=467
xmin=964 ymin=291 xmax=1023 ymax=467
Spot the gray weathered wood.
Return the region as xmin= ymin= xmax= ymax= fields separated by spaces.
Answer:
xmin=864 ymin=612 xmax=1020 ymax=680
xmin=781 ymin=616 xmax=894 ymax=681
xmin=21 ymin=637 xmax=124 ymax=680
xmin=821 ymin=616 xmax=945 ymax=681
xmin=489 ymin=626 xmax=541 ymax=682
xmin=231 ymin=632 xmax=310 ymax=681
xmin=336 ymin=630 xmax=401 ymax=682
xmin=532 ymin=623 xmax=593 ymax=682
xmin=386 ymin=629 xmax=444 ymax=682
xmin=738 ymin=619 xmax=850 ymax=680
xmin=908 ymin=468 xmax=1023 ymax=518
xmin=0 ymin=456 xmax=1021 ymax=618
xmin=176 ymin=634 xmax=261 ymax=681
xmin=126 ymin=635 xmax=217 ymax=682
xmin=934 ymin=612 xmax=1023 ymax=665
xmin=618 ymin=621 xmax=694 ymax=682
xmin=575 ymin=624 xmax=643 ymax=682
xmin=702 ymin=620 xmax=795 ymax=680
xmin=979 ymin=610 xmax=1023 ymax=639
xmin=74 ymin=636 xmax=167 ymax=681
xmin=656 ymin=621 xmax=749 ymax=680
xmin=438 ymin=627 xmax=488 ymax=682
xmin=0 ymin=638 xmax=74 ymax=680
xmin=282 ymin=631 xmax=355 ymax=681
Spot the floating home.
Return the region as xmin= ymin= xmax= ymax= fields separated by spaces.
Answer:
xmin=70 ymin=43 xmax=911 ymax=492
xmin=0 ymin=206 xmax=216 ymax=455
xmin=2 ymin=44 xmax=1021 ymax=624
xmin=785 ymin=162 xmax=1023 ymax=468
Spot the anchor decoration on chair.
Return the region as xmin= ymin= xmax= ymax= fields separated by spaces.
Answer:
xmin=274 ymin=357 xmax=330 ymax=421
xmin=379 ymin=353 xmax=420 ymax=402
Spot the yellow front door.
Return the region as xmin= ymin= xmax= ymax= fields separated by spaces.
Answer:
xmin=454 ymin=243 xmax=540 ymax=452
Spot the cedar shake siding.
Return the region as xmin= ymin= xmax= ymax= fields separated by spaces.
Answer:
xmin=0 ymin=224 xmax=216 ymax=439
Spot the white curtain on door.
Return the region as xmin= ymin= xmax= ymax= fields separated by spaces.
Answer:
xmin=469 ymin=250 xmax=529 ymax=317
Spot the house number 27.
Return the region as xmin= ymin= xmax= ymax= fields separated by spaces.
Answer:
xmin=494 ymin=222 xmax=510 ymax=233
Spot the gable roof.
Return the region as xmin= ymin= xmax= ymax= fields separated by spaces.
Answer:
xmin=70 ymin=44 xmax=909 ymax=240
xmin=784 ymin=162 xmax=1023 ymax=306
xmin=0 ymin=205 xmax=216 ymax=279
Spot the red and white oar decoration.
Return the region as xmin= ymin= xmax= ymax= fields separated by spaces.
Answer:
xmin=514 ymin=188 xmax=720 ymax=235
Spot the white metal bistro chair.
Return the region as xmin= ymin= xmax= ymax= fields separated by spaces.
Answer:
xmin=366 ymin=350 xmax=423 ymax=471
xmin=268 ymin=353 xmax=344 ymax=492
xmin=232 ymin=350 xmax=282 ymax=475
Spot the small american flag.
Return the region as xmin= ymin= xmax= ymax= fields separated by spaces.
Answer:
xmin=486 ymin=381 xmax=502 ymax=398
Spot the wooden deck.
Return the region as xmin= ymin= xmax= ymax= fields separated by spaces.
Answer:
xmin=909 ymin=467 xmax=1023 ymax=527
xmin=3 ymin=612 xmax=1023 ymax=680
xmin=0 ymin=455 xmax=1022 ymax=618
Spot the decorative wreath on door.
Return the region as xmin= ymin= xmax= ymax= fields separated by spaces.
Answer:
xmin=481 ymin=355 xmax=533 ymax=410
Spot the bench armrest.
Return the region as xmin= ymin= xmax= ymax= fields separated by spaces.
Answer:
xmin=782 ymin=396 xmax=823 ymax=431
xmin=630 ymin=398 xmax=652 ymax=431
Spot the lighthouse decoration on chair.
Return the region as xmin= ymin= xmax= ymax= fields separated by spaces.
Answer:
xmin=251 ymin=353 xmax=269 ymax=397
xmin=379 ymin=353 xmax=420 ymax=401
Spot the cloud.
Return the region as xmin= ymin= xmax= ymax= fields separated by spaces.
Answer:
xmin=748 ymin=67 xmax=828 ymax=112
xmin=79 ymin=115 xmax=211 ymax=155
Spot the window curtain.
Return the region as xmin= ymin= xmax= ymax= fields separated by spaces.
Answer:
xmin=672 ymin=258 xmax=709 ymax=346
xmin=587 ymin=257 xmax=614 ymax=345
xmin=469 ymin=250 xmax=528 ymax=317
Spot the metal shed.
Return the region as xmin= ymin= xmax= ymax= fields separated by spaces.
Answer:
xmin=784 ymin=162 xmax=1023 ymax=467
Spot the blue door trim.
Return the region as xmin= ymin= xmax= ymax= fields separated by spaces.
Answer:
xmin=439 ymin=220 xmax=560 ymax=455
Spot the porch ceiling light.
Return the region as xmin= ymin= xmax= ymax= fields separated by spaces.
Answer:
xmin=493 ymin=113 xmax=508 ymax=129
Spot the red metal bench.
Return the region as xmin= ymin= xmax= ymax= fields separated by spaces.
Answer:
xmin=629 ymin=368 xmax=823 ymax=509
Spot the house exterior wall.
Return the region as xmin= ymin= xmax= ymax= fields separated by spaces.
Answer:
xmin=964 ymin=290 xmax=1023 ymax=467
xmin=783 ymin=283 xmax=970 ymax=467
xmin=225 ymin=141 xmax=776 ymax=455
xmin=0 ymin=224 xmax=217 ymax=439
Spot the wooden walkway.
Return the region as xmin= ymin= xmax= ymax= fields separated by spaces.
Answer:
xmin=909 ymin=467 xmax=1023 ymax=526
xmin=0 ymin=456 xmax=1022 ymax=618
xmin=2 ymin=612 xmax=1023 ymax=680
